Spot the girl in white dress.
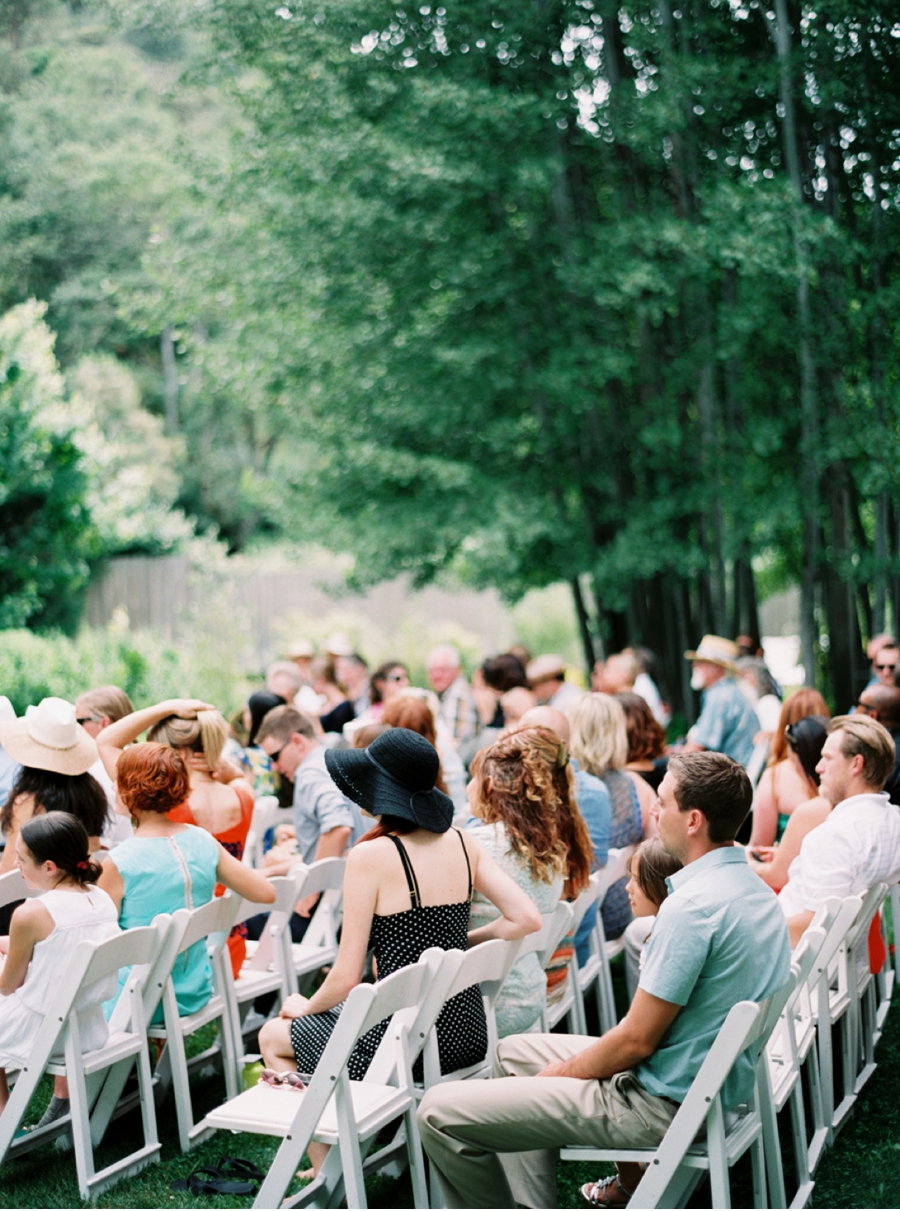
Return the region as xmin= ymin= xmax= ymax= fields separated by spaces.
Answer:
xmin=0 ymin=812 xmax=120 ymax=1120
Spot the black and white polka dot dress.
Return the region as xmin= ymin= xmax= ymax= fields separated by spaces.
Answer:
xmin=290 ymin=829 xmax=488 ymax=1081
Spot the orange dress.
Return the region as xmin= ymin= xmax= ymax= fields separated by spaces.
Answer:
xmin=169 ymin=784 xmax=255 ymax=979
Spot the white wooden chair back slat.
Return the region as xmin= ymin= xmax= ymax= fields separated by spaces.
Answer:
xmin=176 ymin=893 xmax=239 ymax=953
xmin=0 ymin=923 xmax=166 ymax=1201
xmin=0 ymin=868 xmax=29 ymax=909
xmin=242 ymin=795 xmax=291 ymax=868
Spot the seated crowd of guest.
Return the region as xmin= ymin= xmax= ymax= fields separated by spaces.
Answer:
xmin=0 ymin=626 xmax=897 ymax=1211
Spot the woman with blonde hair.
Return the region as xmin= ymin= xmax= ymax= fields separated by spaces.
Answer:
xmin=749 ymin=688 xmax=830 ymax=849
xmin=467 ymin=726 xmax=592 ymax=1035
xmin=100 ymin=698 xmax=256 ymax=976
xmin=567 ymin=693 xmax=656 ymax=940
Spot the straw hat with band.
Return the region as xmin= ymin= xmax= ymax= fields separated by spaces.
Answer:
xmin=683 ymin=634 xmax=740 ymax=671
xmin=0 ymin=697 xmax=98 ymax=776
xmin=325 ymin=728 xmax=453 ymax=834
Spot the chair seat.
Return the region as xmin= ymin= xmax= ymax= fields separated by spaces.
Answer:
xmin=562 ymin=1106 xmax=754 ymax=1170
xmin=292 ymin=942 xmax=338 ymax=974
xmin=204 ymin=1079 xmax=410 ymax=1142
xmin=149 ymin=994 xmax=228 ymax=1041
xmin=233 ymin=967 xmax=284 ymax=1003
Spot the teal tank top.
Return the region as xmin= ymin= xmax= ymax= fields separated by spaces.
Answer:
xmin=108 ymin=825 xmax=220 ymax=1018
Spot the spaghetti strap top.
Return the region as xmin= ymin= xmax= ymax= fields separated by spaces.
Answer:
xmin=388 ymin=828 xmax=472 ymax=908
xmin=290 ymin=825 xmax=487 ymax=1083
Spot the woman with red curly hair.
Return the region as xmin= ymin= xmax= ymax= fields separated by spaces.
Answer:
xmin=467 ymin=726 xmax=592 ymax=1036
xmin=97 ymin=706 xmax=273 ymax=1016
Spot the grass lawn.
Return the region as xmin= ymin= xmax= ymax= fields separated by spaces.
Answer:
xmin=2 ymin=991 xmax=899 ymax=1208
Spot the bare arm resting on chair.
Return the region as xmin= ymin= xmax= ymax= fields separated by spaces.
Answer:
xmin=537 ymin=990 xmax=680 ymax=1080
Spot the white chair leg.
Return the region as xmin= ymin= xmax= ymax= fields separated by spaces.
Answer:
xmin=804 ymin=1037 xmax=828 ymax=1174
xmin=706 ymin=1098 xmax=732 ymax=1210
xmin=788 ymin=1084 xmax=814 ymax=1208
xmin=403 ymin=1101 xmax=429 ymax=1211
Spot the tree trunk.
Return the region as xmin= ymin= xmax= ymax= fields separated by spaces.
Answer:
xmin=162 ymin=326 xmax=179 ymax=435
xmin=772 ymin=0 xmax=819 ymax=690
xmin=570 ymin=577 xmax=596 ymax=674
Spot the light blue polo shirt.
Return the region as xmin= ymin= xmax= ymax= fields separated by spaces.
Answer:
xmin=635 ymin=846 xmax=791 ymax=1109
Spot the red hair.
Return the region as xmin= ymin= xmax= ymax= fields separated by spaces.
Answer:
xmin=117 ymin=742 xmax=190 ymax=815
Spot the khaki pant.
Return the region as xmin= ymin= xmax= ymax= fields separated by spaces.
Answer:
xmin=417 ymin=1034 xmax=677 ymax=1209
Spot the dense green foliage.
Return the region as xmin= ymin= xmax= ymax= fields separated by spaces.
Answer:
xmin=2 ymin=2 xmax=900 ymax=709
xmin=0 ymin=301 xmax=97 ymax=629
xmin=0 ymin=623 xmax=252 ymax=717
xmin=193 ymin=0 xmax=900 ymax=709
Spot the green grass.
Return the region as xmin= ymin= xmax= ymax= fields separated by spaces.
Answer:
xmin=3 ymin=991 xmax=900 ymax=1208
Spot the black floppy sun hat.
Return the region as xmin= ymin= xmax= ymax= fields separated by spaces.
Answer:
xmin=325 ymin=728 xmax=454 ymax=833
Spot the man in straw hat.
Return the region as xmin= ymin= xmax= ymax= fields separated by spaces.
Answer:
xmin=682 ymin=635 xmax=759 ymax=767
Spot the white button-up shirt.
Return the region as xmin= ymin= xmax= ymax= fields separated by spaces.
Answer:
xmin=779 ymin=791 xmax=900 ymax=917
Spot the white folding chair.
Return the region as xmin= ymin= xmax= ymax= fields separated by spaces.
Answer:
xmin=763 ymin=926 xmax=827 ymax=1209
xmin=0 ymin=922 xmax=165 ymax=1201
xmin=420 ymin=937 xmax=523 ymax=1088
xmin=875 ymin=880 xmax=900 ymax=1042
xmin=285 ymin=858 xmax=345 ymax=988
xmin=205 ymin=950 xmax=445 ymax=1208
xmin=561 ymin=966 xmax=800 ymax=1210
xmin=224 ymin=872 xmax=307 ymax=1076
xmin=580 ymin=845 xmax=636 ymax=1033
xmin=0 ymin=868 xmax=30 ymax=908
xmin=149 ymin=894 xmax=242 ymax=1151
xmin=810 ymin=892 xmax=864 ymax=1141
xmin=544 ymin=882 xmax=603 ymax=1034
xmin=243 ymin=794 xmax=294 ymax=868
xmin=842 ymin=881 xmax=888 ymax=1104
xmin=783 ymin=898 xmax=848 ymax=1173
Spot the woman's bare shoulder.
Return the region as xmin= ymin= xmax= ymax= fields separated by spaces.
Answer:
xmin=791 ymin=796 xmax=832 ymax=824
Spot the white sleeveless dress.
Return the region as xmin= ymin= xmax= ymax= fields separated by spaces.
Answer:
xmin=0 ymin=886 xmax=120 ymax=1067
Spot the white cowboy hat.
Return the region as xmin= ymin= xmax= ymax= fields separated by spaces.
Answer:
xmin=526 ymin=654 xmax=567 ymax=683
xmin=324 ymin=631 xmax=355 ymax=657
xmin=0 ymin=696 xmax=98 ymax=775
xmin=683 ymin=635 xmax=740 ymax=670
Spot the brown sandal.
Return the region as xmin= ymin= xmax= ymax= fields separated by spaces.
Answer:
xmin=580 ymin=1175 xmax=634 ymax=1207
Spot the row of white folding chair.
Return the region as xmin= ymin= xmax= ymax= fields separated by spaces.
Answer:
xmin=560 ymin=928 xmax=822 ymax=1210
xmin=828 ymin=882 xmax=889 ymax=1129
xmin=0 ymin=916 xmax=168 ymax=1201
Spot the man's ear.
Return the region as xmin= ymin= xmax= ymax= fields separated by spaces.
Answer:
xmin=850 ymin=752 xmax=866 ymax=779
xmin=686 ymin=807 xmax=707 ymax=838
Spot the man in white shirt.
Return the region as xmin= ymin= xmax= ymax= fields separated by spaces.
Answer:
xmin=780 ymin=714 xmax=900 ymax=946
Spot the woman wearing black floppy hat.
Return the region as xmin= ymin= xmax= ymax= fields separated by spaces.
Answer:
xmin=258 ymin=727 xmax=542 ymax=1179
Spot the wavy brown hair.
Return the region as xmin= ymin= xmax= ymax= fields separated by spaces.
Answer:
xmin=769 ymin=688 xmax=830 ymax=766
xmin=617 ymin=691 xmax=666 ymax=762
xmin=470 ymin=726 xmax=591 ymax=898
xmin=380 ymin=697 xmax=448 ymax=794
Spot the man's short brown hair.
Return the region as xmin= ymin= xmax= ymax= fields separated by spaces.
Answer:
xmin=667 ymin=751 xmax=753 ymax=843
xmin=828 ymin=715 xmax=896 ymax=790
xmin=256 ymin=704 xmax=316 ymax=746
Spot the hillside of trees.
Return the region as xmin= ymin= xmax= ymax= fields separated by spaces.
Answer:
xmin=2 ymin=0 xmax=900 ymax=712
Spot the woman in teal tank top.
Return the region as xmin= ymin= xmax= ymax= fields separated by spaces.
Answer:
xmin=96 ymin=703 xmax=275 ymax=1017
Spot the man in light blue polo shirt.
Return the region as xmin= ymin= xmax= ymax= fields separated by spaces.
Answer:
xmin=418 ymin=751 xmax=791 ymax=1209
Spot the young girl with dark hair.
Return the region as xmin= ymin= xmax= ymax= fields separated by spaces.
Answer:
xmin=0 ymin=813 xmax=120 ymax=1121
xmin=582 ymin=838 xmax=682 ymax=1209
